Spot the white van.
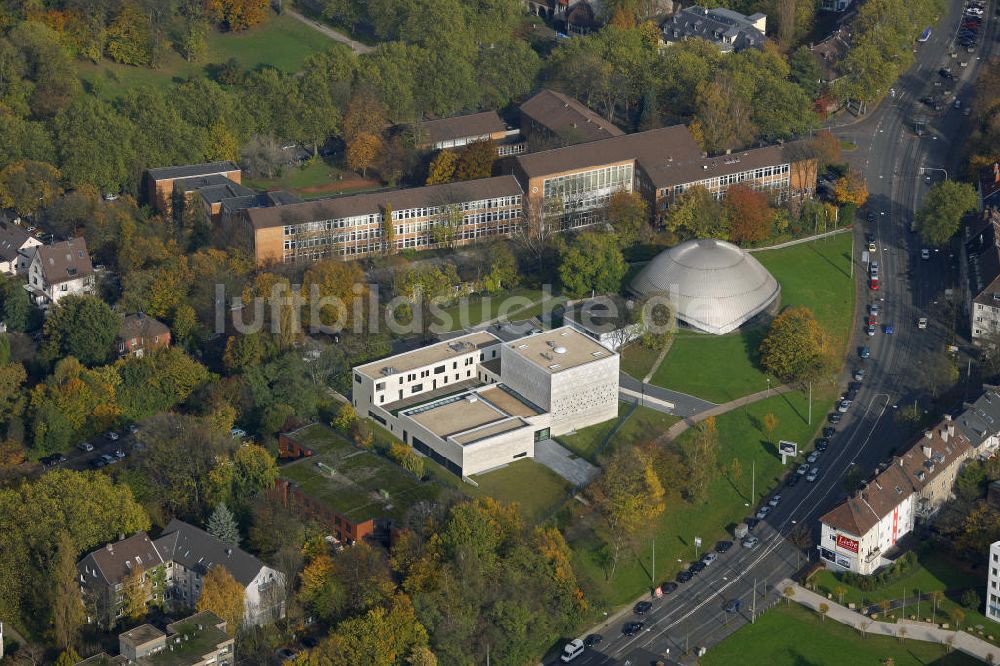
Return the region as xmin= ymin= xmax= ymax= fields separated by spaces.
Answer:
xmin=561 ymin=639 xmax=585 ymax=662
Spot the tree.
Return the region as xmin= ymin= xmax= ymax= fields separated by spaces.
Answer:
xmin=605 ymin=190 xmax=650 ymax=247
xmin=206 ymin=0 xmax=270 ymax=31
xmin=695 ymin=74 xmax=757 ymax=153
xmin=917 ymin=180 xmax=979 ymax=247
xmin=664 ymin=185 xmax=728 ymax=239
xmin=512 ymin=198 xmax=556 ymax=273
xmin=879 ymin=598 xmax=891 ymax=617
xmin=961 ymin=588 xmax=981 ymax=611
xmin=208 ymin=503 xmax=240 ymax=546
xmin=347 ymin=133 xmax=383 ymax=178
xmin=240 ymin=134 xmax=285 ymax=178
xmin=332 ymin=403 xmax=357 ymax=433
xmin=835 ymin=585 xmax=847 ymax=605
xmin=819 ymin=602 xmax=830 ymax=621
xmin=40 ymin=295 xmax=121 ymax=367
xmin=724 ymin=185 xmax=772 ymax=244
xmin=122 ymin=563 xmax=152 ymax=621
xmin=759 ymin=306 xmax=831 ymax=384
xmin=783 ymin=585 xmax=795 ymax=605
xmin=729 ymin=457 xmax=744 ymax=484
xmin=197 ymin=566 xmax=245 ymax=634
xmin=558 ymin=232 xmax=627 ymax=298
xmin=833 ymin=170 xmax=869 ymax=207
xmin=481 ymin=243 xmax=520 ymax=294
xmin=0 ymin=160 xmax=61 ymax=217
xmin=950 ymin=606 xmax=966 ymax=630
xmin=54 ymin=649 xmax=81 ymax=666
xmin=790 ymin=46 xmax=823 ymax=99
xmin=762 ymin=412 xmax=779 ymax=444
xmin=453 ymin=140 xmax=496 ymax=181
xmin=343 ymin=88 xmax=388 ymax=144
xmin=52 ymin=531 xmax=84 ymax=650
xmin=316 ymin=594 xmax=429 ymax=665
xmin=930 ymin=590 xmax=944 ymax=623
xmin=811 ymin=130 xmax=842 ymax=171
xmin=104 ymin=2 xmax=152 ymax=66
xmin=425 ymin=150 xmax=457 ymax=185
xmin=684 ymin=417 xmax=720 ymax=503
xmin=54 ymin=96 xmax=136 ymax=194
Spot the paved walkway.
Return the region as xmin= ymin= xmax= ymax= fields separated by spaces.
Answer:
xmin=746 ymin=227 xmax=852 ymax=253
xmin=287 ymin=9 xmax=374 ymax=54
xmin=658 ymin=384 xmax=796 ymax=443
xmin=781 ymin=579 xmax=1000 ymax=663
xmin=534 ymin=439 xmax=599 ymax=487
xmin=619 ymin=374 xmax=716 ymax=418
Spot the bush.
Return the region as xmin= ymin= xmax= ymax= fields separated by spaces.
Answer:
xmin=388 ymin=441 xmax=425 ymax=479
xmin=839 ymin=203 xmax=856 ymax=227
xmin=962 ymin=589 xmax=981 ymax=610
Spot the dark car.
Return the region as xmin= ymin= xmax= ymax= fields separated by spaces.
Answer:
xmin=661 ymin=581 xmax=679 ymax=594
xmin=584 ymin=634 xmax=603 ymax=648
xmin=623 ymin=622 xmax=645 ymax=636
xmin=785 ymin=473 xmax=801 ymax=487
xmin=676 ymin=571 xmax=694 ymax=583
xmin=723 ymin=598 xmax=742 ymax=613
xmin=634 ymin=601 xmax=653 ymax=615
xmin=89 ymin=457 xmax=107 ymax=469
xmin=816 ymin=439 xmax=829 ymax=452
xmin=715 ymin=540 xmax=733 ymax=553
xmin=40 ymin=453 xmax=67 ymax=467
xmin=688 ymin=561 xmax=707 ymax=574
xmin=828 ymin=413 xmax=842 ymax=424
xmin=745 ymin=517 xmax=760 ymax=530
xmin=859 ymin=346 xmax=871 ymax=359
xmin=823 ymin=426 xmax=836 ymax=438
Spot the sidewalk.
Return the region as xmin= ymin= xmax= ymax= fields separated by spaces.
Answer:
xmin=780 ymin=579 xmax=1000 ymax=663
xmin=287 ymin=9 xmax=374 ymax=54
xmin=658 ymin=384 xmax=796 ymax=443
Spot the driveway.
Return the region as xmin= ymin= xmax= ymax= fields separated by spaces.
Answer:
xmin=534 ymin=439 xmax=598 ymax=487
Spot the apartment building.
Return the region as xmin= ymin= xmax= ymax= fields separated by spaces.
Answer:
xmin=77 ymin=533 xmax=167 ymax=628
xmin=988 ymin=541 xmax=1000 ymax=622
xmin=239 ymin=176 xmax=523 ymax=267
xmin=74 ymin=611 xmax=234 ymax=666
xmin=23 ymin=237 xmax=95 ymax=309
xmin=146 ymin=162 xmax=242 ymax=216
xmin=966 ymin=209 xmax=1000 ymax=343
xmin=663 ymin=7 xmax=767 ymax=53
xmin=819 ymin=420 xmax=972 ymax=575
xmin=0 ymin=221 xmax=40 ymax=276
xmin=956 ymin=385 xmax=1000 ymax=458
xmin=353 ymin=326 xmax=618 ymax=477
xmin=507 ymin=125 xmax=816 ymax=229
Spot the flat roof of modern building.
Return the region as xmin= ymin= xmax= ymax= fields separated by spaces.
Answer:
xmin=478 ymin=385 xmax=542 ymax=417
xmin=246 ymin=176 xmax=522 ymax=230
xmin=406 ymin=393 xmax=511 ymax=439
xmin=506 ymin=326 xmax=614 ymax=374
xmin=146 ymin=161 xmax=239 ymax=181
xmin=356 ymin=330 xmax=501 ymax=379
xmin=120 ymin=623 xmax=163 ymax=646
xmin=416 ymin=111 xmax=506 ymax=146
xmin=450 ymin=418 xmax=527 ymax=445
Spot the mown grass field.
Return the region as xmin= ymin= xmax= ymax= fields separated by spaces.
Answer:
xmin=557 ymin=403 xmax=678 ymax=463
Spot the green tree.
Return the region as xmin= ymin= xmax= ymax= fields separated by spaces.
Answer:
xmin=105 ymin=2 xmax=153 ymax=66
xmin=54 ymin=649 xmax=81 ymax=666
xmin=453 ymin=140 xmax=496 ymax=181
xmin=481 ymin=243 xmax=520 ymax=293
xmin=790 ymin=46 xmax=823 ymax=99
xmin=41 ymin=295 xmax=121 ymax=367
xmin=0 ymin=275 xmax=31 ymax=331
xmin=684 ymin=417 xmax=720 ymax=503
xmin=665 ymin=185 xmax=728 ymax=239
xmin=605 ymin=190 xmax=650 ymax=247
xmin=0 ymin=160 xmax=61 ymax=217
xmin=52 ymin=531 xmax=84 ymax=651
xmin=917 ymin=180 xmax=978 ymax=247
xmin=759 ymin=306 xmax=831 ymax=384
xmin=54 ymin=96 xmax=137 ymax=193
xmin=318 ymin=594 xmax=429 ymax=665
xmin=332 ymin=403 xmax=358 ymax=432
xmin=230 ymin=443 xmax=279 ymax=506
xmin=208 ymin=503 xmax=240 ymax=546
xmin=425 ymin=149 xmax=458 ymax=185
xmin=122 ymin=563 xmax=152 ymax=621
xmin=558 ymin=232 xmax=627 ymax=298
xmin=476 ymin=39 xmax=540 ymax=110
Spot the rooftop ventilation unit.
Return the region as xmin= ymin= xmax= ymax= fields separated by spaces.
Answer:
xmin=553 ymin=346 xmax=567 ymax=354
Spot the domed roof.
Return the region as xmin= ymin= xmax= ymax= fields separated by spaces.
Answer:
xmin=629 ymin=239 xmax=779 ymax=335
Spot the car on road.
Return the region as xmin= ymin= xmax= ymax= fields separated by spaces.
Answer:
xmin=561 ymin=639 xmax=585 ymax=663
xmin=688 ymin=561 xmax=707 ymax=574
xmin=807 ymin=451 xmax=819 ymax=463
xmin=869 ymin=277 xmax=879 ymax=290
xmin=114 ymin=448 xmax=126 ymax=459
xmin=838 ymin=399 xmax=852 ymax=413
xmin=786 ymin=473 xmax=801 ymax=487
xmin=918 ymin=317 xmax=928 ymax=329
xmin=105 ymin=431 xmax=119 ymax=441
xmin=828 ymin=412 xmax=842 ymax=424
xmin=769 ymin=494 xmax=782 ymax=507
xmin=715 ymin=540 xmax=733 ymax=553
xmin=868 ymin=241 xmax=877 ymax=253
xmin=702 ymin=552 xmax=718 ymax=565
xmin=77 ymin=441 xmax=94 ymax=452
xmin=823 ymin=426 xmax=836 ymax=438
xmin=854 ymin=368 xmax=865 ymax=382
xmin=884 ymin=323 xmax=894 ymax=334
xmin=860 ymin=346 xmax=871 ymax=359
xmin=634 ymin=601 xmax=653 ymax=615
xmin=797 ymin=463 xmax=810 ymax=475
xmin=806 ymin=467 xmax=820 ymax=482
xmin=745 ymin=517 xmax=759 ymax=530
xmin=723 ymin=599 xmax=742 ymax=613
xmin=954 ymin=99 xmax=962 ymax=109
xmin=755 ymin=506 xmax=770 ymax=519
xmin=584 ymin=634 xmax=603 ymax=648
xmin=40 ymin=453 xmax=67 ymax=467
xmin=622 ymin=622 xmax=645 ymax=636
xmin=661 ymin=581 xmax=679 ymax=594
xmin=921 ymin=248 xmax=931 ymax=259
xmin=816 ymin=439 xmax=829 ymax=452
xmin=677 ymin=571 xmax=694 ymax=583
xmin=742 ymin=536 xmax=760 ymax=549
xmin=866 ymin=322 xmax=876 ymax=336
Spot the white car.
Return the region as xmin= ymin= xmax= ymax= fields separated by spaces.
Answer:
xmin=769 ymin=494 xmax=782 ymax=507
xmin=742 ymin=536 xmax=760 ymax=549
xmin=797 ymin=463 xmax=810 ymax=475
xmin=77 ymin=442 xmax=94 ymax=452
xmin=755 ymin=506 xmax=771 ymax=519
xmin=560 ymin=639 xmax=585 ymax=663
xmin=806 ymin=467 xmax=820 ymax=482
xmin=25 ymin=226 xmax=35 ymax=233
xmin=838 ymin=400 xmax=852 ymax=413
xmin=807 ymin=451 xmax=819 ymax=464
xmin=921 ymin=248 xmax=930 ymax=260
xmin=702 ymin=552 xmax=718 ymax=565
xmin=918 ymin=317 xmax=928 ymax=329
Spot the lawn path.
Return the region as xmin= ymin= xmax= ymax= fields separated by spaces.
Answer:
xmin=287 ymin=9 xmax=374 ymax=54
xmin=658 ymin=384 xmax=797 ymax=443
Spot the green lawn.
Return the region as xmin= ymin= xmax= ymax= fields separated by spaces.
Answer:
xmin=434 ymin=288 xmax=545 ymax=332
xmin=566 ymin=388 xmax=835 ymax=608
xmin=619 ymin=342 xmax=662 ymax=380
xmin=557 ymin=403 xmax=679 ymax=463
xmin=651 ymin=234 xmax=854 ymax=403
xmin=244 ymin=159 xmax=352 ymax=192
xmin=467 ymin=460 xmax=572 ymax=524
xmin=77 ymin=13 xmax=334 ymax=100
xmin=702 ymin=603 xmax=980 ymax=666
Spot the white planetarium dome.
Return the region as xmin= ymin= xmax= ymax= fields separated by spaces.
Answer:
xmin=629 ymin=239 xmax=779 ymax=335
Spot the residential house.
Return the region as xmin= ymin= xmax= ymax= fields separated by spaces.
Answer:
xmin=116 ymin=313 xmax=171 ymax=358
xmin=237 ymin=176 xmax=523 ymax=267
xmin=980 ymin=163 xmax=1000 ymax=210
xmin=0 ymin=220 xmax=40 ymax=276
xmin=662 ymin=6 xmax=767 ymax=53
xmin=74 ymin=611 xmax=234 ymax=666
xmin=964 ymin=209 xmax=1000 ymax=343
xmin=822 ymin=0 xmax=853 ymax=12
xmin=77 ymin=533 xmax=167 ymax=628
xmin=819 ymin=419 xmax=972 ymax=574
xmin=956 ymin=385 xmax=1000 ymax=458
xmin=519 ymin=89 xmax=624 ymax=146
xmin=146 ymin=162 xmax=241 ymax=216
xmin=153 ymin=519 xmax=285 ymax=627
xmin=414 ymin=111 xmax=523 ymax=155
xmin=23 ymin=237 xmax=94 ymax=309
xmin=988 ymin=541 xmax=1000 ymax=622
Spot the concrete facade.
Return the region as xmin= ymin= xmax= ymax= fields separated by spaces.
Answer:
xmin=987 ymin=541 xmax=1000 ymax=622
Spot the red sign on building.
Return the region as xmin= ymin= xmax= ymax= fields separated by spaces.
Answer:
xmin=836 ymin=534 xmax=859 ymax=553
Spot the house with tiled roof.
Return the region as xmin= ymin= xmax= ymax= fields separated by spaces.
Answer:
xmin=77 ymin=533 xmax=167 ymax=628
xmin=956 ymin=385 xmax=1000 ymax=458
xmin=662 ymin=6 xmax=767 ymax=53
xmin=115 ymin=313 xmax=171 ymax=359
xmin=964 ymin=209 xmax=1000 ymax=343
xmin=0 ymin=220 xmax=40 ymax=276
xmin=819 ymin=418 xmax=973 ymax=574
xmin=23 ymin=237 xmax=94 ymax=309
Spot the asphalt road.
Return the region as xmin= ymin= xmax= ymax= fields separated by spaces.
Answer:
xmin=563 ymin=2 xmax=989 ymax=662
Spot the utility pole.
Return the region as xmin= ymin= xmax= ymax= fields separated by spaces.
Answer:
xmin=850 ymin=231 xmax=854 ymax=278
xmin=651 ymin=538 xmax=655 ymax=586
xmin=751 ymin=459 xmax=756 ymax=502
xmin=752 ymin=578 xmax=757 ymax=623
xmin=808 ymin=382 xmax=812 ymax=425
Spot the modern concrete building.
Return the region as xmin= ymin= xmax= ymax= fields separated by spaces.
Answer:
xmin=237 ymin=177 xmax=523 ymax=267
xmin=146 ymin=162 xmax=242 ymax=217
xmin=352 ymin=326 xmax=619 ymax=477
xmin=74 ymin=611 xmax=234 ymax=666
xmin=662 ymin=7 xmax=767 ymax=53
xmin=563 ymin=295 xmax=644 ymax=351
xmin=988 ymin=541 xmax=1000 ymax=622
xmin=819 ymin=419 xmax=972 ymax=575
xmin=629 ymin=239 xmax=779 ymax=335
xmin=23 ymin=237 xmax=95 ymax=309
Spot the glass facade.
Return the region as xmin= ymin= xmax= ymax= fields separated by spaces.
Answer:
xmin=542 ymin=164 xmax=634 ymax=229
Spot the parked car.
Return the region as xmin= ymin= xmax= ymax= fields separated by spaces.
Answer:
xmin=561 ymin=639 xmax=585 ymax=663
xmin=715 ymin=540 xmax=733 ymax=553
xmin=127 ymin=423 xmax=140 ymax=434
xmin=807 ymin=451 xmax=819 ymax=464
xmin=702 ymin=552 xmax=718 ymax=565
xmin=114 ymin=448 xmax=126 ymax=459
xmin=634 ymin=601 xmax=653 ymax=615
xmin=677 ymin=571 xmax=694 ymax=583
xmin=806 ymin=467 xmax=820 ymax=482
xmin=860 ymin=346 xmax=871 ymax=359
xmin=89 ymin=457 xmax=107 ymax=469
xmin=823 ymin=426 xmax=837 ymax=437
xmin=918 ymin=317 xmax=928 ymax=329
xmin=786 ymin=473 xmax=801 ymax=487
xmin=105 ymin=431 xmax=119 ymax=441
xmin=742 ymin=536 xmax=760 ymax=549
xmin=869 ymin=303 xmax=880 ymax=317
xmin=745 ymin=517 xmax=760 ymax=530
xmin=884 ymin=323 xmax=894 ymax=334
xmin=866 ymin=323 xmax=876 ymax=336
xmin=101 ymin=453 xmax=117 ymax=465
xmin=816 ymin=439 xmax=829 ymax=452
xmin=921 ymin=248 xmax=931 ymax=259
xmin=854 ymin=368 xmax=865 ymax=382
xmin=723 ymin=598 xmax=742 ymax=613
xmin=755 ymin=506 xmax=771 ymax=519
xmin=769 ymin=494 xmax=782 ymax=507
xmin=688 ymin=561 xmax=707 ymax=574
xmin=838 ymin=400 xmax=852 ymax=413
xmin=40 ymin=453 xmax=67 ymax=467
xmin=584 ymin=634 xmax=603 ymax=648
xmin=77 ymin=441 xmax=94 ymax=452
xmin=828 ymin=413 xmax=842 ymax=424
xmin=868 ymin=241 xmax=877 ymax=252
xmin=622 ymin=622 xmax=645 ymax=636
xmin=661 ymin=581 xmax=679 ymax=594
xmin=797 ymin=463 xmax=810 ymax=475
xmin=230 ymin=427 xmax=247 ymax=439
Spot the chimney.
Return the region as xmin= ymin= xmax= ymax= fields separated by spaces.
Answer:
xmin=106 ymin=543 xmax=113 ymax=553
xmin=923 ymin=444 xmax=933 ymax=459
xmin=924 ymin=430 xmax=933 ymax=439
xmin=941 ymin=427 xmax=949 ymax=443
xmin=948 ymin=424 xmax=956 ymax=437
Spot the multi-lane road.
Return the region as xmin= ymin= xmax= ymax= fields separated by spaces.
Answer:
xmin=565 ymin=2 xmax=990 ymax=662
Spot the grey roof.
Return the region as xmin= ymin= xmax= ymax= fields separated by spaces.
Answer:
xmin=629 ymin=239 xmax=779 ymax=335
xmin=171 ymin=174 xmax=233 ymax=192
xmin=246 ymin=176 xmax=523 ymax=230
xmin=196 ymin=182 xmax=256 ymax=205
xmin=34 ymin=237 xmax=93 ymax=285
xmin=77 ymin=533 xmax=166 ymax=586
xmin=220 ymin=190 xmax=303 ymax=216
xmin=146 ymin=162 xmax=239 ymax=181
xmin=118 ymin=312 xmax=170 ymax=341
xmin=519 ymin=89 xmax=624 ymax=143
xmin=153 ymin=519 xmax=264 ymax=587
xmin=966 ymin=210 xmax=1000 ymax=307
xmin=0 ymin=221 xmax=31 ymax=262
xmin=957 ymin=385 xmax=1000 ymax=448
xmin=416 ymin=111 xmax=506 ymax=145
xmin=662 ymin=6 xmax=766 ymax=52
